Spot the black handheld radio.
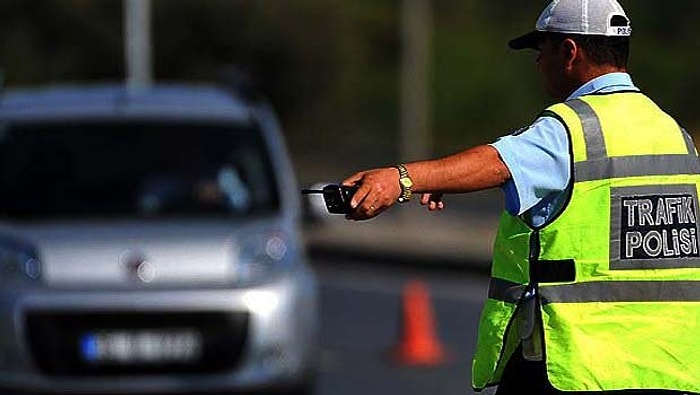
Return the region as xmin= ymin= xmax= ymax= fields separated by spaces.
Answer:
xmin=301 ymin=184 xmax=359 ymax=214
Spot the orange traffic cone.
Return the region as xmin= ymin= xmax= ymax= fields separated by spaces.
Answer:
xmin=391 ymin=279 xmax=449 ymax=366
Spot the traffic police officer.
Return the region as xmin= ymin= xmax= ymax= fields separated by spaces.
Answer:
xmin=342 ymin=0 xmax=700 ymax=393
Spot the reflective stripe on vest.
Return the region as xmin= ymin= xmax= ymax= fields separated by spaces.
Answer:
xmin=487 ymin=277 xmax=700 ymax=304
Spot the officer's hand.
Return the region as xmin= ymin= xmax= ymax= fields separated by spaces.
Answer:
xmin=420 ymin=192 xmax=444 ymax=211
xmin=341 ymin=167 xmax=401 ymax=220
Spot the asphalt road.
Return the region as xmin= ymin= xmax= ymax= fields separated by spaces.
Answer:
xmin=310 ymin=253 xmax=498 ymax=395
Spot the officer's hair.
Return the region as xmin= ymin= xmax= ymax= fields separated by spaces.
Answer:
xmin=549 ymin=33 xmax=629 ymax=69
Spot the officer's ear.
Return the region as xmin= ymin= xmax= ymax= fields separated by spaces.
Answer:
xmin=560 ymin=38 xmax=578 ymax=70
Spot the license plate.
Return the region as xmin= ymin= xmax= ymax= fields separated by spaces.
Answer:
xmin=80 ymin=329 xmax=203 ymax=364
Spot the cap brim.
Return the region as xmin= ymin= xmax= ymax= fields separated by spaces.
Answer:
xmin=508 ymin=30 xmax=545 ymax=50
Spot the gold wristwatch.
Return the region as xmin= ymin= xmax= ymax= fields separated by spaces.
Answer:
xmin=394 ymin=164 xmax=413 ymax=203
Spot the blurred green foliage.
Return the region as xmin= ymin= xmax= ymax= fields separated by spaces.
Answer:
xmin=0 ymin=0 xmax=697 ymax=183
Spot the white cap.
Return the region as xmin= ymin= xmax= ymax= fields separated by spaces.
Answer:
xmin=509 ymin=0 xmax=631 ymax=50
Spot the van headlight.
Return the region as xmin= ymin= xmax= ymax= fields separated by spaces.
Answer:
xmin=0 ymin=240 xmax=42 ymax=283
xmin=231 ymin=228 xmax=294 ymax=283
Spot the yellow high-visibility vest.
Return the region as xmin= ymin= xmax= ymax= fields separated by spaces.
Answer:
xmin=472 ymin=92 xmax=700 ymax=392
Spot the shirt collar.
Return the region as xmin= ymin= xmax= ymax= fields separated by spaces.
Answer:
xmin=566 ymin=72 xmax=639 ymax=101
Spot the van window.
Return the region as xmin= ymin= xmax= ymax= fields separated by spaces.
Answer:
xmin=0 ymin=121 xmax=280 ymax=219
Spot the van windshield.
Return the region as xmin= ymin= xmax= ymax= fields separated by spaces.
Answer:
xmin=0 ymin=121 xmax=280 ymax=219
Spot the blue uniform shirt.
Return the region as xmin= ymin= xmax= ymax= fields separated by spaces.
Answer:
xmin=489 ymin=73 xmax=639 ymax=227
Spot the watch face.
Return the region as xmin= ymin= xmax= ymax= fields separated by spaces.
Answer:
xmin=400 ymin=177 xmax=413 ymax=188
